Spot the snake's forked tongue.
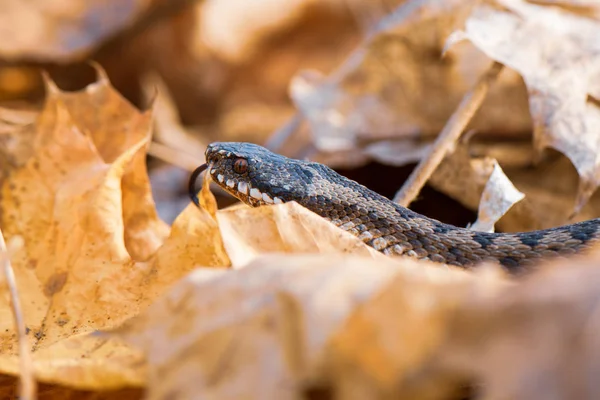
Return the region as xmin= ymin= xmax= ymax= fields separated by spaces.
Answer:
xmin=188 ymin=163 xmax=208 ymax=208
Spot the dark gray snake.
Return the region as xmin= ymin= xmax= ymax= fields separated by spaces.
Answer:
xmin=189 ymin=142 xmax=600 ymax=271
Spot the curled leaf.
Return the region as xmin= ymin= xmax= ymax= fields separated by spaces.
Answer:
xmin=463 ymin=0 xmax=600 ymax=214
xmin=470 ymin=162 xmax=525 ymax=233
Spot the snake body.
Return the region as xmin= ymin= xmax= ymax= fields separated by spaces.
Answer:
xmin=195 ymin=142 xmax=600 ymax=270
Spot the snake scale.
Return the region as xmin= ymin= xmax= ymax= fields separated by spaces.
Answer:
xmin=189 ymin=142 xmax=600 ymax=270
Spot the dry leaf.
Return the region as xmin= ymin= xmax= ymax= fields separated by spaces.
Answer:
xmin=287 ymin=0 xmax=531 ymax=158
xmin=428 ymin=143 xmax=600 ymax=233
xmin=0 ymin=72 xmax=229 ymax=390
xmin=0 ymin=107 xmax=37 ymax=184
xmin=371 ymin=257 xmax=600 ymax=399
xmin=108 ymin=252 xmax=600 ymax=399
xmin=109 ymin=254 xmax=462 ymax=400
xmin=3 ymin=1 xmax=600 ymax=398
xmin=142 ymin=72 xmax=207 ymax=162
xmin=0 ymin=333 xmax=146 ymax=390
xmin=462 ymin=0 xmax=600 ymax=213
xmin=216 ymin=201 xmax=384 ymax=267
xmin=469 ymin=161 xmax=525 ymax=233
xmin=0 ymin=0 xmax=153 ymax=61
xmin=432 ymin=259 xmax=600 ymax=399
xmin=329 ymin=257 xmax=600 ymax=399
xmin=429 ymin=144 xmax=497 ymax=212
xmin=200 ymin=0 xmax=321 ymax=62
xmin=502 ymin=155 xmax=600 ymax=231
xmin=329 ymin=262 xmax=506 ymax=400
xmin=46 ymin=67 xmax=170 ymax=261
xmin=199 ymin=170 xmax=218 ymax=219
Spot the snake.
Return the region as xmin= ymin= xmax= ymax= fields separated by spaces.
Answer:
xmin=188 ymin=142 xmax=600 ymax=270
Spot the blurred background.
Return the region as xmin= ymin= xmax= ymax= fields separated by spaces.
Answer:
xmin=0 ymin=0 xmax=390 ymax=221
xmin=3 ymin=0 xmax=585 ymax=234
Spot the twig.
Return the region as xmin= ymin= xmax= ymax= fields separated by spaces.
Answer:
xmin=393 ymin=61 xmax=504 ymax=207
xmin=264 ymin=112 xmax=304 ymax=152
xmin=0 ymin=231 xmax=36 ymax=400
xmin=148 ymin=141 xmax=201 ymax=172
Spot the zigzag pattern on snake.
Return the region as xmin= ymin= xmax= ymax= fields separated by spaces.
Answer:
xmin=189 ymin=142 xmax=600 ymax=271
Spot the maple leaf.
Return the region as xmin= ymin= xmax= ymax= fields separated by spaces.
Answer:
xmin=0 ymin=69 xmax=228 ymax=390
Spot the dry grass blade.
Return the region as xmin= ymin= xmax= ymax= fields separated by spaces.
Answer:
xmin=393 ymin=61 xmax=504 ymax=207
xmin=0 ymin=231 xmax=36 ymax=400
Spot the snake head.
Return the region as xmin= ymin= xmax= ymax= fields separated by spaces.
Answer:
xmin=205 ymin=142 xmax=310 ymax=207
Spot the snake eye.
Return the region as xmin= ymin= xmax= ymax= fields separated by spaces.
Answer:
xmin=233 ymin=158 xmax=248 ymax=174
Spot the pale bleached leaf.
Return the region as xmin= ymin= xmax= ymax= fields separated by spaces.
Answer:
xmin=216 ymin=202 xmax=384 ymax=268
xmin=287 ymin=0 xmax=531 ymax=158
xmin=110 ymin=254 xmax=471 ymax=400
xmin=463 ymin=0 xmax=600 ymax=214
xmin=470 ymin=161 xmax=525 ymax=233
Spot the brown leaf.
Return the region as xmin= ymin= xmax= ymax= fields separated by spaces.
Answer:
xmin=0 ymin=107 xmax=37 ymax=184
xmin=288 ymin=0 xmax=531 ymax=157
xmin=110 ymin=251 xmax=600 ymax=399
xmin=216 ymin=201 xmax=385 ymax=267
xmin=0 ymin=72 xmax=229 ymax=389
xmin=48 ymin=67 xmax=152 ymax=164
xmin=0 ymin=0 xmax=152 ymax=61
xmin=109 ymin=254 xmax=461 ymax=400
xmin=429 ymin=144 xmax=525 ymax=233
xmin=0 ymin=334 xmax=147 ymax=390
xmin=199 ymin=169 xmax=218 ymax=219
xmin=147 ymin=203 xmax=230 ymax=294
xmin=429 ymin=144 xmax=498 ymax=213
xmin=387 ymin=257 xmax=600 ymax=399
xmin=45 ymin=66 xmax=170 ymax=261
xmin=428 ymin=143 xmax=600 ymax=232
xmin=329 ymin=263 xmax=505 ymax=400
xmin=502 ymin=155 xmax=600 ymax=231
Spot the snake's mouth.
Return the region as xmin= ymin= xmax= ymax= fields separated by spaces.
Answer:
xmin=206 ymin=163 xmax=285 ymax=208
